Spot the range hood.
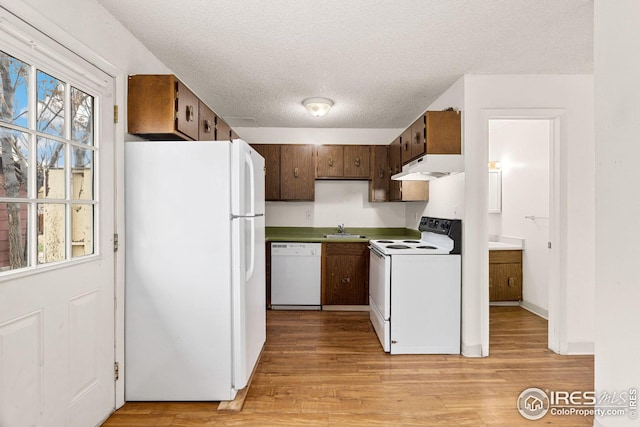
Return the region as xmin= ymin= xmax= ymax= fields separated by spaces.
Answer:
xmin=391 ymin=154 xmax=464 ymax=181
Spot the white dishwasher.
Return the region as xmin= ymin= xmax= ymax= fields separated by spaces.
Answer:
xmin=271 ymin=242 xmax=321 ymax=309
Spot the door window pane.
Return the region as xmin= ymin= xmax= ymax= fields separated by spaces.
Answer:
xmin=0 ymin=202 xmax=28 ymax=271
xmin=0 ymin=127 xmax=29 ymax=198
xmin=71 ymin=204 xmax=93 ymax=257
xmin=37 ymin=203 xmax=65 ymax=264
xmin=36 ymin=70 xmax=65 ymax=137
xmin=0 ymin=51 xmax=29 ymax=128
xmin=37 ymin=137 xmax=65 ymax=199
xmin=71 ymin=147 xmax=93 ymax=200
xmin=71 ymin=87 xmax=94 ymax=145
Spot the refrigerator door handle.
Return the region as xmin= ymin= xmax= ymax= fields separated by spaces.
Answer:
xmin=231 ymin=213 xmax=264 ymax=219
xmin=246 ymin=217 xmax=256 ymax=281
xmin=245 ymin=150 xmax=256 ymax=215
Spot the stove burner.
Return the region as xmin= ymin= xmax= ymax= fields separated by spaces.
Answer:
xmin=386 ymin=244 xmax=410 ymax=249
xmin=417 ymin=245 xmax=438 ymax=249
xmin=403 ymin=240 xmax=421 ymax=243
xmin=376 ymin=240 xmax=394 ymax=243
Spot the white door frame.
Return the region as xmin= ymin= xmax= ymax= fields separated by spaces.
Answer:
xmin=481 ymin=108 xmax=566 ymax=355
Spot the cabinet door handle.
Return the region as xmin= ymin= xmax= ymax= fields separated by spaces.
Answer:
xmin=328 ymin=158 xmax=334 ymax=167
xmin=341 ymin=277 xmax=351 ymax=284
xmin=294 ymin=167 xmax=299 ymax=178
xmin=186 ymin=105 xmax=195 ymax=122
xmin=403 ymin=143 xmax=408 ymax=151
xmin=508 ymin=277 xmax=516 ymax=287
xmin=354 ymin=157 xmax=361 ymax=167
xmin=203 ymin=119 xmax=212 ymax=133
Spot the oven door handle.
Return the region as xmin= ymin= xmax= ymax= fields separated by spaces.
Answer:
xmin=369 ymin=246 xmax=386 ymax=259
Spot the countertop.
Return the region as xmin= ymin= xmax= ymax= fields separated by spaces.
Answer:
xmin=266 ymin=227 xmax=420 ymax=243
xmin=488 ymin=241 xmax=523 ymax=250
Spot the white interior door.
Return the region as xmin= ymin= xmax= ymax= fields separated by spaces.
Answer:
xmin=0 ymin=12 xmax=115 ymax=427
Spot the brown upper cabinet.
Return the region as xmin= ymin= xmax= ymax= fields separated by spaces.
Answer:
xmin=400 ymin=127 xmax=413 ymax=165
xmin=128 ymin=74 xmax=235 ymax=142
xmin=198 ymin=100 xmax=215 ymax=140
xmin=369 ymin=145 xmax=388 ymax=202
xmin=425 ymin=110 xmax=461 ymax=155
xmin=388 ymin=137 xmax=402 ymax=201
xmin=410 ymin=115 xmax=426 ymax=159
xmin=379 ymin=141 xmax=429 ymax=202
xmin=251 ymin=144 xmax=281 ymax=201
xmin=399 ymin=110 xmax=462 ymax=165
xmin=215 ymin=116 xmax=232 ymax=141
xmin=316 ymin=145 xmax=370 ymax=179
xmin=344 ymin=146 xmax=370 ymax=178
xmin=128 ymin=74 xmax=199 ymax=140
xmin=316 ymin=145 xmax=344 ymax=178
xmin=280 ymin=145 xmax=315 ymax=201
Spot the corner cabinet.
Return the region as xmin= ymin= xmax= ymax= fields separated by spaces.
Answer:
xmin=322 ymin=242 xmax=369 ymax=305
xmin=489 ymin=250 xmax=523 ymax=301
xmin=387 ymin=138 xmax=429 ymax=202
xmin=369 ymin=145 xmax=388 ymax=202
xmin=251 ymin=144 xmax=281 ymax=201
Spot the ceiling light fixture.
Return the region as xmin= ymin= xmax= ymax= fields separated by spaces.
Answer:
xmin=303 ymin=97 xmax=334 ymax=117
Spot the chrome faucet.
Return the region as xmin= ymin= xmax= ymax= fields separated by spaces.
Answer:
xmin=337 ymin=224 xmax=346 ymax=234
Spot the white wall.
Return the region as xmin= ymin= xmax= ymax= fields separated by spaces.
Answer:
xmin=463 ymin=74 xmax=595 ymax=356
xmin=594 ymin=2 xmax=640 ymax=426
xmin=488 ymin=119 xmax=551 ymax=315
xmin=234 ymin=127 xmax=403 ymax=145
xmin=266 ymin=181 xmax=406 ymax=228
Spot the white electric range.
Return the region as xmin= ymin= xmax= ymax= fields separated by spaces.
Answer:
xmin=368 ymin=216 xmax=462 ymax=354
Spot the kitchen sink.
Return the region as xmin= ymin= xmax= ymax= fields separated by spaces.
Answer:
xmin=323 ymin=234 xmax=368 ymax=239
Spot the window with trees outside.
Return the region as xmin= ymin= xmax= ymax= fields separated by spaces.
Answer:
xmin=1 ymin=49 xmax=97 ymax=273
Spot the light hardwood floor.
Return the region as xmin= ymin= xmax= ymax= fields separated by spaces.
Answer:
xmin=103 ymin=307 xmax=594 ymax=426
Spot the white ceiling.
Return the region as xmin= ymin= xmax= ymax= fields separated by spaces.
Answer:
xmin=97 ymin=0 xmax=593 ymax=130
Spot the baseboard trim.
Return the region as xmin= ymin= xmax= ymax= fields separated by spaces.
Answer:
xmin=322 ymin=305 xmax=369 ymax=312
xmin=566 ymin=341 xmax=594 ymax=355
xmin=490 ymin=301 xmax=520 ymax=307
xmin=519 ymin=300 xmax=549 ymax=319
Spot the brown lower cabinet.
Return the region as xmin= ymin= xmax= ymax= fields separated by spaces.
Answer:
xmin=322 ymin=242 xmax=369 ymax=305
xmin=489 ymin=250 xmax=523 ymax=301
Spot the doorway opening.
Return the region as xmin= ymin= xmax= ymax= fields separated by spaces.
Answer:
xmin=487 ymin=118 xmax=552 ymax=337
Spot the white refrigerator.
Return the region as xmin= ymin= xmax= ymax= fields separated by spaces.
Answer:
xmin=124 ymin=139 xmax=266 ymax=401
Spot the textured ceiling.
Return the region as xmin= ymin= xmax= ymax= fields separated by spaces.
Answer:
xmin=97 ymin=0 xmax=593 ymax=129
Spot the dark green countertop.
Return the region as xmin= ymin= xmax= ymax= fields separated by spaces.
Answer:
xmin=265 ymin=227 xmax=420 ymax=243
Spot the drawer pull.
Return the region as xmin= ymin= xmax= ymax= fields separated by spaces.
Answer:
xmin=294 ymin=167 xmax=299 ymax=178
xmin=354 ymin=157 xmax=361 ymax=167
xmin=508 ymin=277 xmax=516 ymax=287
xmin=341 ymin=277 xmax=351 ymax=284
